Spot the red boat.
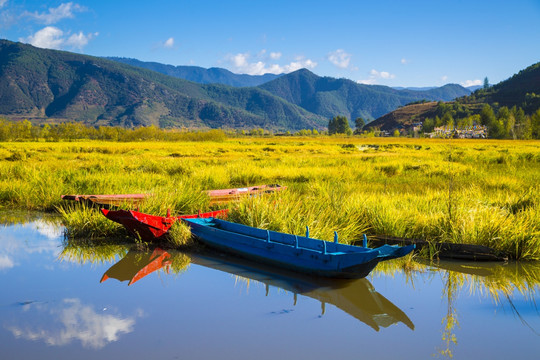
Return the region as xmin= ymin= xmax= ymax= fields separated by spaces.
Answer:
xmin=101 ymin=208 xmax=228 ymax=242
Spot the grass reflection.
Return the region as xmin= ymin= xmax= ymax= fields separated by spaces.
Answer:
xmin=59 ymin=239 xmax=191 ymax=281
xmin=0 ymin=210 xmax=62 ymax=226
xmin=374 ymin=258 xmax=540 ymax=358
xmin=59 ymin=238 xmax=129 ymax=264
xmin=439 ymin=272 xmax=460 ymax=358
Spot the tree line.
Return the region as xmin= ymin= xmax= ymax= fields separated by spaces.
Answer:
xmin=327 ymin=116 xmax=365 ymax=135
xmin=2 ymin=107 xmax=539 ymax=141
xmin=422 ymin=104 xmax=540 ymax=139
xmin=0 ymin=118 xmax=325 ymax=141
xmin=0 ymin=119 xmax=228 ymax=142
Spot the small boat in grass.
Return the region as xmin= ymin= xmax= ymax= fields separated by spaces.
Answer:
xmin=182 ymin=217 xmax=415 ymax=279
xmin=101 ymin=208 xmax=228 ymax=242
xmin=62 ymin=184 xmax=286 ymax=207
xmin=206 ymin=184 xmax=286 ymax=205
xmin=61 ymin=193 xmax=149 ymax=206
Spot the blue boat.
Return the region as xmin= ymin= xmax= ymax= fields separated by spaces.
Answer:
xmin=182 ymin=217 xmax=415 ymax=279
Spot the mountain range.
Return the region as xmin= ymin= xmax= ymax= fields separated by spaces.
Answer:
xmin=107 ymin=57 xmax=473 ymax=121
xmin=107 ymin=57 xmax=282 ymax=87
xmin=0 ymin=39 xmax=477 ymax=130
xmin=0 ymin=40 xmax=323 ymax=130
xmin=258 ymin=69 xmax=471 ymax=121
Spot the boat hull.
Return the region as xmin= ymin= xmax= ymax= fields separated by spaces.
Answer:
xmin=206 ymin=184 xmax=286 ymax=204
xmin=62 ymin=193 xmax=149 ymax=207
xmin=63 ymin=184 xmax=286 ymax=207
xmin=183 ymin=218 xmax=414 ymax=279
xmin=101 ymin=209 xmax=228 ymax=242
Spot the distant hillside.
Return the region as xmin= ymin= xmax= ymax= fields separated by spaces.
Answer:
xmin=258 ymin=69 xmax=472 ymax=122
xmin=107 ymin=57 xmax=282 ymax=87
xmin=458 ymin=62 xmax=540 ymax=113
xmin=467 ymin=85 xmax=483 ymax=92
xmin=0 ymin=40 xmax=324 ymax=130
xmin=369 ymin=61 xmax=540 ymax=131
xmin=393 ymin=86 xmax=436 ymax=91
xmin=395 ymin=85 xmax=481 ymax=92
xmin=367 ymin=102 xmax=439 ymax=131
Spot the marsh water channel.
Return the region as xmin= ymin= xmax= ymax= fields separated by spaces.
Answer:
xmin=1 ymin=214 xmax=539 ymax=360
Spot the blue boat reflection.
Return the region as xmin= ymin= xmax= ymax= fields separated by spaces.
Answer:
xmin=100 ymin=247 xmax=414 ymax=331
xmin=189 ymin=250 xmax=415 ymax=331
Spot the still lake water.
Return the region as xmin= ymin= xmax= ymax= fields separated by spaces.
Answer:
xmin=1 ymin=215 xmax=539 ymax=360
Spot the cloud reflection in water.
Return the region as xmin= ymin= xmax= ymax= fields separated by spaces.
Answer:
xmin=6 ymin=298 xmax=137 ymax=349
xmin=0 ymin=219 xmax=63 ymax=271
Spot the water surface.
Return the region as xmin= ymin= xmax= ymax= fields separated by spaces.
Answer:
xmin=1 ymin=215 xmax=539 ymax=359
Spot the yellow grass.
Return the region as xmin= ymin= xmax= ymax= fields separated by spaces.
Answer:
xmin=1 ymin=136 xmax=539 ymax=259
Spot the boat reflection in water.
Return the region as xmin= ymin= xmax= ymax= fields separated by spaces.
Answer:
xmin=190 ymin=251 xmax=415 ymax=331
xmin=100 ymin=248 xmax=172 ymax=286
xmin=100 ymin=246 xmax=414 ymax=331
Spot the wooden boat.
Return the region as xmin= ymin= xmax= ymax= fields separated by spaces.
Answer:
xmin=61 ymin=193 xmax=149 ymax=206
xmin=62 ymin=184 xmax=285 ymax=207
xmin=365 ymin=235 xmax=508 ymax=261
xmin=101 ymin=208 xmax=228 ymax=242
xmin=206 ymin=184 xmax=286 ymax=204
xmin=182 ymin=217 xmax=415 ymax=279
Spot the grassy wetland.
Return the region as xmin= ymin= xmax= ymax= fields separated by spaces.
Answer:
xmin=0 ymin=136 xmax=539 ymax=260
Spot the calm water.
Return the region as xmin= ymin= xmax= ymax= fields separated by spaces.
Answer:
xmin=1 ymin=215 xmax=539 ymax=360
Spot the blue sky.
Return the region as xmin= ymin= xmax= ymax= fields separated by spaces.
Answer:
xmin=1 ymin=0 xmax=539 ymax=87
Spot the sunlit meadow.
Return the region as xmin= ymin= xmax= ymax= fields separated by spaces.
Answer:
xmin=1 ymin=136 xmax=538 ymax=259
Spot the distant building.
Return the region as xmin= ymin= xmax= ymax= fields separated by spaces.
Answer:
xmin=427 ymin=125 xmax=487 ymax=139
xmin=412 ymin=122 xmax=423 ymax=132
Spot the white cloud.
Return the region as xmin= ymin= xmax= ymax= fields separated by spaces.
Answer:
xmin=401 ymin=58 xmax=409 ymax=64
xmin=227 ymin=52 xmax=317 ymax=75
xmin=358 ymin=69 xmax=396 ymax=85
xmin=163 ymin=37 xmax=174 ymax=48
xmin=441 ymin=75 xmax=448 ymax=82
xmin=65 ymin=31 xmax=98 ymax=49
xmin=357 ymin=78 xmax=377 ymax=85
xmin=283 ymin=56 xmax=317 ymax=72
xmin=0 ymin=254 xmax=14 ymax=270
xmin=461 ymin=79 xmax=482 ymax=87
xmin=270 ymin=52 xmax=281 ymax=60
xmin=24 ymin=26 xmax=64 ymax=49
xmin=327 ymin=49 xmax=352 ymax=69
xmin=23 ymin=2 xmax=86 ymax=25
xmin=6 ymin=298 xmax=137 ymax=349
xmin=0 ymin=9 xmax=16 ymax=30
xmin=23 ymin=26 xmax=97 ymax=50
xmin=0 ymin=0 xmax=8 ymax=8
xmin=377 ymin=70 xmax=395 ymax=79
